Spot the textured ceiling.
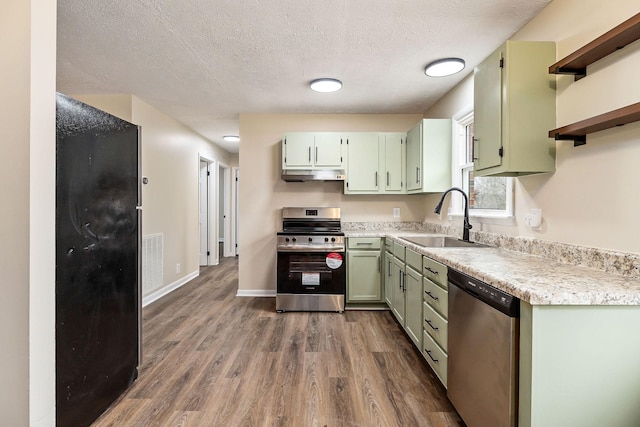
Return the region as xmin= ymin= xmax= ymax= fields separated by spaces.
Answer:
xmin=57 ymin=0 xmax=552 ymax=153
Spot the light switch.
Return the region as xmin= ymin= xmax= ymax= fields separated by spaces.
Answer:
xmin=393 ymin=208 xmax=400 ymax=218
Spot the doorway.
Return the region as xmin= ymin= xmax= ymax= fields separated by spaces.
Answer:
xmin=199 ymin=157 xmax=215 ymax=266
xmin=218 ymin=163 xmax=231 ymax=258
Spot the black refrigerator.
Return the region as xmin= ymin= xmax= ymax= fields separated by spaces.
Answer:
xmin=55 ymin=93 xmax=141 ymax=427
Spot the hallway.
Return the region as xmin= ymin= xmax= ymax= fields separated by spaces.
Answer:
xmin=92 ymin=257 xmax=463 ymax=426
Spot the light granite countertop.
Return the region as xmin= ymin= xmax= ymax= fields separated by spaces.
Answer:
xmin=345 ymin=230 xmax=640 ymax=306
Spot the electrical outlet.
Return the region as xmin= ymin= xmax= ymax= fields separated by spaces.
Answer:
xmin=176 ymin=263 xmax=181 ymax=274
xmin=393 ymin=207 xmax=400 ymax=218
xmin=524 ymin=208 xmax=542 ymax=230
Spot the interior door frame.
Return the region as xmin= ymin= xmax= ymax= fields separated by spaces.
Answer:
xmin=218 ymin=162 xmax=232 ymax=258
xmin=199 ymin=155 xmax=217 ymax=266
xmin=231 ymin=167 xmax=239 ymax=256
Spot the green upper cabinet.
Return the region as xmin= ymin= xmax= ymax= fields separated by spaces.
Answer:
xmin=382 ymin=133 xmax=405 ymax=192
xmin=314 ymin=133 xmax=344 ymax=167
xmin=344 ymin=133 xmax=379 ymax=192
xmin=344 ymin=132 xmax=406 ymax=194
xmin=282 ymin=132 xmax=344 ymax=169
xmin=473 ymin=40 xmax=556 ymax=177
xmin=405 ymin=119 xmax=452 ymax=194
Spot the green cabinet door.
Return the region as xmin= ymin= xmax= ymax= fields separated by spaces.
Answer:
xmin=405 ymin=119 xmax=452 ymax=193
xmin=391 ymin=256 xmax=406 ymax=324
xmin=347 ymin=250 xmax=382 ymax=302
xmin=406 ymin=124 xmax=422 ymax=191
xmin=404 ymin=265 xmax=423 ymax=349
xmin=473 ymin=40 xmax=556 ymax=177
xmin=314 ymin=133 xmax=344 ymax=168
xmin=384 ymin=251 xmax=393 ymax=306
xmin=383 ymin=133 xmax=405 ymax=192
xmin=345 ymin=133 xmax=379 ymax=192
xmin=474 ymin=47 xmax=503 ymax=171
xmin=282 ymin=133 xmax=314 ymax=167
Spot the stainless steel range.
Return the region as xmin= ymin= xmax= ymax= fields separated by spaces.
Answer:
xmin=276 ymin=207 xmax=345 ymax=312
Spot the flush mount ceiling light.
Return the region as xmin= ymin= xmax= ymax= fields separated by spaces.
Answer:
xmin=424 ymin=58 xmax=466 ymax=77
xmin=223 ymin=135 xmax=240 ymax=142
xmin=309 ymin=78 xmax=343 ymax=93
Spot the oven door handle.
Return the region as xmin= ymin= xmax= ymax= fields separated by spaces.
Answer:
xmin=277 ymin=247 xmax=346 ymax=253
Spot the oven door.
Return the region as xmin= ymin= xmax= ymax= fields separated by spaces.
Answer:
xmin=277 ymin=250 xmax=346 ymax=294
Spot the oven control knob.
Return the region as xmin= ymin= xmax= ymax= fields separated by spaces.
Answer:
xmin=308 ymin=237 xmax=313 ymax=242
xmin=331 ymin=237 xmax=336 ymax=242
xmin=285 ymin=237 xmax=290 ymax=242
xmin=324 ymin=237 xmax=329 ymax=242
xmin=292 ymin=237 xmax=296 ymax=242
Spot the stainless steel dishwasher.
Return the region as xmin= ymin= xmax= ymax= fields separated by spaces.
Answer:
xmin=447 ymin=268 xmax=520 ymax=427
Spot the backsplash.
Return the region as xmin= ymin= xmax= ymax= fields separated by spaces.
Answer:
xmin=342 ymin=221 xmax=424 ymax=231
xmin=344 ymin=221 xmax=640 ymax=278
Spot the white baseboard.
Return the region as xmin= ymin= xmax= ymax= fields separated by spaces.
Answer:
xmin=236 ymin=289 xmax=276 ymax=297
xmin=142 ymin=270 xmax=199 ymax=307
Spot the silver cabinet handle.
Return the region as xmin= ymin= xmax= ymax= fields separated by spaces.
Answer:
xmin=425 ymin=319 xmax=438 ymax=331
xmin=308 ymin=146 xmax=311 ymax=162
xmin=315 ymin=146 xmax=318 ymax=163
xmin=356 ymin=242 xmax=373 ymax=245
xmin=375 ymin=171 xmax=378 ymax=187
xmin=387 ymin=259 xmax=392 ymax=277
xmin=377 ymin=256 xmax=381 ymax=272
xmin=386 ymin=171 xmax=390 ymax=186
xmin=425 ymin=290 xmax=438 ymax=301
xmin=416 ymin=167 xmax=420 ymax=183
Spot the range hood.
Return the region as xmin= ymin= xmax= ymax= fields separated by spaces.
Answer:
xmin=281 ymin=169 xmax=346 ymax=182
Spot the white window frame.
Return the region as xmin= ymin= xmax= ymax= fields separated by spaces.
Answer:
xmin=450 ymin=107 xmax=514 ymax=224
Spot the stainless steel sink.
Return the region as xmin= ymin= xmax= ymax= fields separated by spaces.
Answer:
xmin=403 ymin=236 xmax=489 ymax=248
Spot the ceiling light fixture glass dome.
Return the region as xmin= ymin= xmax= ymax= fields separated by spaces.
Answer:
xmin=424 ymin=58 xmax=466 ymax=77
xmin=309 ymin=78 xmax=343 ymax=93
xmin=223 ymin=135 xmax=240 ymax=142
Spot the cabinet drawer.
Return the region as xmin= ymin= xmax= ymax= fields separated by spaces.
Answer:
xmin=423 ymin=277 xmax=448 ymax=318
xmin=423 ymin=302 xmax=448 ymax=352
xmin=393 ymin=242 xmax=405 ymax=261
xmin=384 ymin=238 xmax=393 ymax=251
xmin=423 ymin=256 xmax=447 ymax=289
xmin=423 ymin=330 xmax=447 ymax=388
xmin=348 ymin=237 xmax=381 ymax=250
xmin=406 ymin=248 xmax=422 ymax=272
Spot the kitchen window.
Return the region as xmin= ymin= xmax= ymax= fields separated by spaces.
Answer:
xmin=451 ymin=108 xmax=514 ymax=221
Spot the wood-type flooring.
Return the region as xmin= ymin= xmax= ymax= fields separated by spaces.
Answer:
xmin=92 ymin=256 xmax=464 ymax=427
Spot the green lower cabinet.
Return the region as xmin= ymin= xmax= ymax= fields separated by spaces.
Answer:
xmin=519 ymin=303 xmax=640 ymax=427
xmin=391 ymin=256 xmax=406 ymax=324
xmin=346 ymin=250 xmax=382 ymax=302
xmin=346 ymin=238 xmax=383 ymax=303
xmin=422 ymin=255 xmax=448 ymax=388
xmin=384 ymin=251 xmax=393 ymax=306
xmin=404 ymin=265 xmax=423 ymax=349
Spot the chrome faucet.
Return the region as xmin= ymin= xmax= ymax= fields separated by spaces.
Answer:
xmin=434 ymin=187 xmax=472 ymax=242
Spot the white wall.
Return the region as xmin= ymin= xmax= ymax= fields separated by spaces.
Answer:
xmin=75 ymin=95 xmax=233 ymax=300
xmin=238 ymin=113 xmax=426 ymax=293
xmin=1 ymin=0 xmax=57 ymax=424
xmin=424 ymin=0 xmax=640 ymax=254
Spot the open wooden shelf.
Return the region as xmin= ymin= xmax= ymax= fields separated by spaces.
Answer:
xmin=549 ymin=102 xmax=640 ymax=146
xmin=549 ymin=12 xmax=640 ymax=80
